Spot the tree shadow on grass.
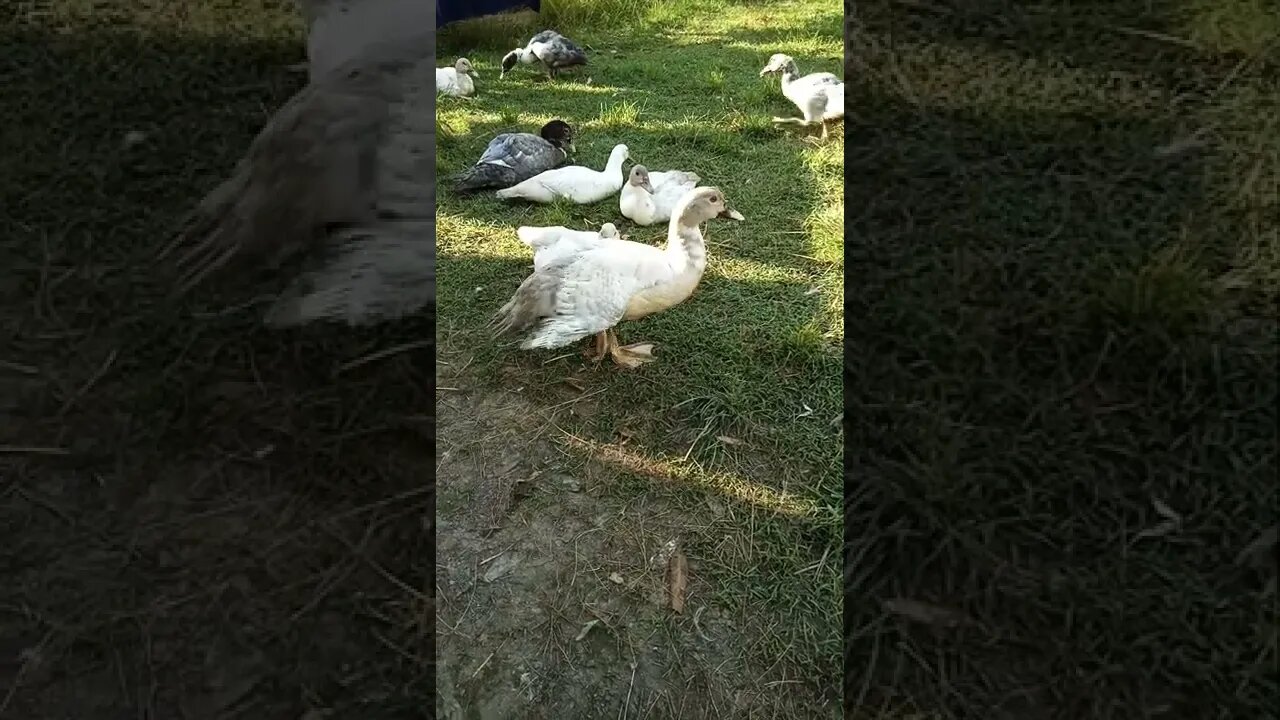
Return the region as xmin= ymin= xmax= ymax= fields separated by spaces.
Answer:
xmin=1 ymin=20 xmax=436 ymax=719
xmin=843 ymin=14 xmax=1278 ymax=720
xmin=855 ymin=0 xmax=1279 ymax=80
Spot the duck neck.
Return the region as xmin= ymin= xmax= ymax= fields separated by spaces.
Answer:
xmin=779 ymin=62 xmax=801 ymax=88
xmin=604 ymin=152 xmax=627 ymax=177
xmin=665 ymin=222 xmax=707 ymax=273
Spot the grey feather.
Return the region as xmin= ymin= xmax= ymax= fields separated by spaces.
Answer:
xmin=454 ymin=132 xmax=568 ymax=193
xmin=162 ymin=0 xmax=436 ymax=327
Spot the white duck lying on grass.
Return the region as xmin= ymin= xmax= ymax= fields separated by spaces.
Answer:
xmin=436 ymin=57 xmax=477 ymax=97
xmin=492 ymin=187 xmax=744 ymax=369
xmin=759 ymin=53 xmax=843 ymax=140
xmin=619 ymin=164 xmax=701 ymax=226
xmin=517 ymin=222 xmax=619 ymax=271
xmin=495 ymin=143 xmax=629 ymax=204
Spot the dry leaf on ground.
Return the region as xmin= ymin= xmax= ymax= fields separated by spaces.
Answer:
xmin=666 ymin=551 xmax=688 ymax=614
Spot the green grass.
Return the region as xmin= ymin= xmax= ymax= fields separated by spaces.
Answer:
xmin=846 ymin=1 xmax=1278 ymax=717
xmin=438 ymin=0 xmax=845 ymax=698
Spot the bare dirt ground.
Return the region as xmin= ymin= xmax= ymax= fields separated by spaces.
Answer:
xmin=435 ymin=349 xmax=829 ymax=720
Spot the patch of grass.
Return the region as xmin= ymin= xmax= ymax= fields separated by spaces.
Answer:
xmin=438 ymin=0 xmax=844 ymax=705
xmin=1 ymin=2 xmax=434 ymax=718
xmin=847 ymin=1 xmax=1278 ymax=717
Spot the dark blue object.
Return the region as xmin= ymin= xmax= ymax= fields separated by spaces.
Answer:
xmin=437 ymin=0 xmax=540 ymax=28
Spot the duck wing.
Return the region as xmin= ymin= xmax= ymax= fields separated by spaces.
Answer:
xmin=435 ymin=67 xmax=456 ymax=94
xmin=649 ymin=170 xmax=700 ymax=190
xmin=535 ymin=35 xmax=588 ymax=69
xmin=521 ymin=241 xmax=673 ymax=348
xmin=477 ymin=132 xmax=565 ymax=176
xmin=159 ymin=37 xmax=435 ymax=327
xmin=517 ymin=226 xmax=607 ymax=272
xmin=799 ymin=71 xmax=841 ymax=88
xmin=527 ymin=29 xmax=562 ymax=46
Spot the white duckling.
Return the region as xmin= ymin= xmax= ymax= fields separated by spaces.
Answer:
xmin=619 ymin=164 xmax=701 ymax=226
xmin=495 ymin=143 xmax=629 ymax=204
xmin=492 ymin=187 xmax=744 ymax=369
xmin=436 ymin=57 xmax=477 ymax=97
xmin=759 ymin=53 xmax=843 ymax=140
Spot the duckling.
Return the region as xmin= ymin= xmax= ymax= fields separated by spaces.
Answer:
xmin=501 ymin=30 xmax=588 ymax=80
xmin=759 ymin=53 xmax=843 ymax=140
xmin=436 ymin=57 xmax=477 ymax=97
xmin=157 ymin=6 xmax=435 ymax=327
xmin=452 ymin=120 xmax=575 ymax=194
xmin=619 ymin=164 xmax=701 ymax=226
xmin=492 ymin=187 xmax=744 ymax=369
xmin=495 ymin=143 xmax=629 ymax=205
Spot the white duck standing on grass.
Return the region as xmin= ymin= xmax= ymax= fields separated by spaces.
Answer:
xmin=759 ymin=53 xmax=843 ymax=140
xmin=492 ymin=187 xmax=744 ymax=369
xmin=501 ymin=30 xmax=588 ymax=80
xmin=495 ymin=143 xmax=629 ymax=204
xmin=619 ymin=164 xmax=701 ymax=226
xmin=436 ymin=57 xmax=477 ymax=97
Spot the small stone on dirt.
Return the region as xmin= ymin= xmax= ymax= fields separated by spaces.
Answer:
xmin=607 ymin=572 xmax=624 ymax=585
xmin=555 ymin=474 xmax=581 ymax=492
xmin=482 ymin=553 xmax=520 ymax=583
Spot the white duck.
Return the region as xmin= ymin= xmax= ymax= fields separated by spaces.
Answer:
xmin=495 ymin=143 xmax=629 ymax=204
xmin=759 ymin=53 xmax=844 ymax=140
xmin=492 ymin=187 xmax=744 ymax=369
xmin=436 ymin=57 xmax=477 ymax=97
xmin=517 ymin=223 xmax=619 ymax=272
xmin=619 ymin=164 xmax=701 ymax=226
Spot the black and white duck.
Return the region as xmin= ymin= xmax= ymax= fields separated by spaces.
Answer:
xmin=500 ymin=30 xmax=588 ymax=80
xmin=452 ymin=120 xmax=575 ymax=194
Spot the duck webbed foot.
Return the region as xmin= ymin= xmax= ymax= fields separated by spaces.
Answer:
xmin=584 ymin=331 xmax=609 ymax=363
xmin=611 ymin=340 xmax=656 ymax=369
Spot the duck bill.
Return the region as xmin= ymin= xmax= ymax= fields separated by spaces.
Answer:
xmin=759 ymin=67 xmax=771 ymax=77
xmin=642 ymin=180 xmax=655 ymax=193
xmin=567 ymin=141 xmax=576 ymax=153
xmin=720 ymin=208 xmax=745 ymax=221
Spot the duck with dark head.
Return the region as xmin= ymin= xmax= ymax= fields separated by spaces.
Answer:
xmin=452 ymin=119 xmax=575 ymax=194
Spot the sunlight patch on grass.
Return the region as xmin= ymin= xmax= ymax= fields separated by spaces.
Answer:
xmin=597 ymin=99 xmax=641 ymax=127
xmin=804 ymin=204 xmax=843 ymax=267
xmin=562 ymin=433 xmax=820 ymax=517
